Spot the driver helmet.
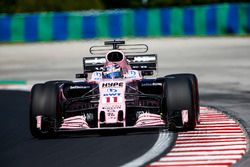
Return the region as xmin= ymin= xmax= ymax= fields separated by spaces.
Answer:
xmin=103 ymin=63 xmax=123 ymax=79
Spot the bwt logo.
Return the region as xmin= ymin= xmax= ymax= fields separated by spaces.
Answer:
xmin=103 ymin=93 xmax=121 ymax=96
xmin=107 ymin=88 xmax=117 ymax=93
xmin=104 ymin=88 xmax=121 ymax=96
xmin=102 ymin=82 xmax=123 ymax=88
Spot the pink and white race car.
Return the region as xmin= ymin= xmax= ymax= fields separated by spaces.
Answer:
xmin=30 ymin=40 xmax=199 ymax=138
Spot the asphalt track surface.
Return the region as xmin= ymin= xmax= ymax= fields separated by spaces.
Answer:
xmin=0 ymin=37 xmax=250 ymax=166
xmin=0 ymin=90 xmax=177 ymax=167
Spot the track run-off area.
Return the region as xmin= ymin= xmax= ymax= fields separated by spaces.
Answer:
xmin=1 ymin=37 xmax=250 ymax=166
xmin=0 ymin=85 xmax=248 ymax=167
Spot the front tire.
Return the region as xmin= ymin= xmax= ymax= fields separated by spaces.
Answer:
xmin=166 ymin=73 xmax=200 ymax=124
xmin=164 ymin=75 xmax=198 ymax=131
xmin=30 ymin=83 xmax=62 ymax=138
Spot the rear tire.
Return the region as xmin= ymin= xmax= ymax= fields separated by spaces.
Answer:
xmin=30 ymin=83 xmax=62 ymax=138
xmin=164 ymin=75 xmax=198 ymax=131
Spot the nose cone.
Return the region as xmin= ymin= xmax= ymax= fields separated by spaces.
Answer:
xmin=98 ymin=80 xmax=126 ymax=126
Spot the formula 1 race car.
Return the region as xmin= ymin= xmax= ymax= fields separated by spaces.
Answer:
xmin=30 ymin=40 xmax=199 ymax=138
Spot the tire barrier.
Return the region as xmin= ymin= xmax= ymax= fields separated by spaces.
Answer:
xmin=149 ymin=107 xmax=248 ymax=167
xmin=0 ymin=3 xmax=250 ymax=42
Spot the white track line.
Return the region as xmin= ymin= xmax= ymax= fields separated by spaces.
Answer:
xmin=195 ymin=127 xmax=241 ymax=130
xmin=179 ymin=133 xmax=244 ymax=137
xmin=176 ymin=138 xmax=246 ymax=143
xmin=186 ymin=130 xmax=242 ymax=133
xmin=150 ymin=160 xmax=237 ymax=166
xmin=196 ymin=124 xmax=238 ymax=127
xmin=200 ymin=121 xmax=236 ymax=124
xmin=171 ymin=145 xmax=246 ymax=151
xmin=167 ymin=150 xmax=245 ymax=156
xmin=174 ymin=141 xmax=246 ymax=147
xmin=121 ymin=131 xmax=173 ymax=167
xmin=160 ymin=155 xmax=242 ymax=161
xmin=178 ymin=136 xmax=246 ymax=140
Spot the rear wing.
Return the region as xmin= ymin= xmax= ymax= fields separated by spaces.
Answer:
xmin=79 ymin=54 xmax=157 ymax=77
xmin=89 ymin=40 xmax=148 ymax=55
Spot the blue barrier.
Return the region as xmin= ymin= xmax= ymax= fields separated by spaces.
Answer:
xmin=0 ymin=3 xmax=249 ymax=42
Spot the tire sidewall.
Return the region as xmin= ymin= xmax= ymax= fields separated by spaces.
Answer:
xmin=30 ymin=82 xmax=62 ymax=138
xmin=164 ymin=74 xmax=198 ymax=130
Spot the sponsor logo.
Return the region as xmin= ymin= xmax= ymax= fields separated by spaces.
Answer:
xmin=102 ymin=82 xmax=123 ymax=88
xmin=102 ymin=105 xmax=122 ymax=110
xmin=107 ymin=112 xmax=115 ymax=117
xmin=94 ymin=72 xmax=102 ymax=77
xmin=134 ymin=56 xmax=156 ymax=62
xmin=128 ymin=70 xmax=137 ymax=77
xmin=70 ymin=86 xmax=90 ymax=89
xmin=85 ymin=58 xmax=106 ymax=64
xmin=95 ymin=67 xmax=102 ymax=71
xmin=141 ymin=82 xmax=162 ymax=86
xmin=93 ymin=72 xmax=102 ymax=80
xmin=107 ymin=88 xmax=117 ymax=93
xmin=103 ymin=88 xmax=120 ymax=96
xmin=83 ymin=113 xmax=94 ymax=121
xmin=103 ymin=93 xmax=121 ymax=96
